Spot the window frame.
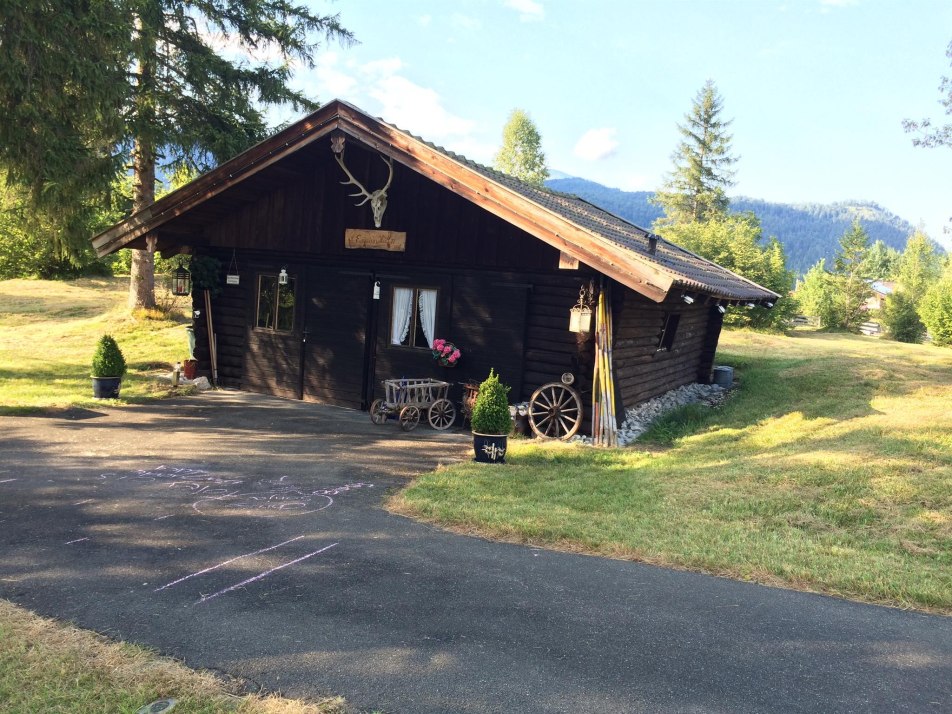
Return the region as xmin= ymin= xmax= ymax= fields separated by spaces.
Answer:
xmin=389 ymin=285 xmax=439 ymax=350
xmin=656 ymin=312 xmax=681 ymax=352
xmin=254 ymin=272 xmax=297 ymax=333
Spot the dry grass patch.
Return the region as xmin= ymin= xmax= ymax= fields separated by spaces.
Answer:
xmin=0 ymin=599 xmax=345 ymax=713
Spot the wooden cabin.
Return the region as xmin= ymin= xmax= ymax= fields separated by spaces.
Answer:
xmin=93 ymin=100 xmax=779 ymax=437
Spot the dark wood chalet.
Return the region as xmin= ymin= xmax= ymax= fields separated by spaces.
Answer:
xmin=93 ymin=100 xmax=779 ymax=436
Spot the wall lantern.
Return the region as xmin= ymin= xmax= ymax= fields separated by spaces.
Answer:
xmin=278 ymin=267 xmax=289 ymax=285
xmin=171 ymin=266 xmax=191 ymax=296
xmin=569 ymin=281 xmax=594 ymax=333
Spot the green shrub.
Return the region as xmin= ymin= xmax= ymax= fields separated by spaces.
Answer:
xmin=919 ymin=278 xmax=952 ymax=346
xmin=471 ymin=369 xmax=512 ymax=435
xmin=881 ymin=291 xmax=926 ymax=343
xmin=91 ymin=335 xmax=127 ymax=378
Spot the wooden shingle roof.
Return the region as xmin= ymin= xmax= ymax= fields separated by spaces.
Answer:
xmin=92 ymin=100 xmax=779 ymax=304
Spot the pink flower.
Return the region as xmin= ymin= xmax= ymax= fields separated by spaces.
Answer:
xmin=451 ymin=349 xmax=460 ymax=360
xmin=442 ymin=345 xmax=452 ymax=355
xmin=433 ymin=339 xmax=444 ymax=350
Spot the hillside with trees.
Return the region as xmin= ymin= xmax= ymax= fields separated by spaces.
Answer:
xmin=545 ymin=177 xmax=917 ymax=275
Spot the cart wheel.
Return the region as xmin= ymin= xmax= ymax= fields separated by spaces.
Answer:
xmin=428 ymin=398 xmax=457 ymax=431
xmin=399 ymin=405 xmax=421 ymax=431
xmin=528 ymin=382 xmax=583 ymax=440
xmin=369 ymin=399 xmax=387 ymax=425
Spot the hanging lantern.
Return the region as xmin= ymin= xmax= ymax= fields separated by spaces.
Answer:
xmin=569 ymin=282 xmax=594 ymax=333
xmin=278 ymin=267 xmax=289 ymax=285
xmin=171 ymin=266 xmax=191 ymax=296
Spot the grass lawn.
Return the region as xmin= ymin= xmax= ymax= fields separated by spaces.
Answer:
xmin=0 ymin=599 xmax=344 ymax=713
xmin=0 ymin=277 xmax=192 ymax=414
xmin=392 ymin=330 xmax=952 ymax=613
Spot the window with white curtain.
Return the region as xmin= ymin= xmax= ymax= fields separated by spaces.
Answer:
xmin=390 ymin=287 xmax=437 ymax=348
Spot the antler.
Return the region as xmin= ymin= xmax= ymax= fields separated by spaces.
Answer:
xmin=333 ymin=150 xmax=374 ymax=205
xmin=379 ymin=155 xmax=394 ymax=193
xmin=332 ymin=147 xmax=395 ymax=228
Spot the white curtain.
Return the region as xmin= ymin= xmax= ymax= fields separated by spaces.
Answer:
xmin=418 ymin=289 xmax=437 ymax=348
xmin=391 ymin=287 xmax=414 ymax=345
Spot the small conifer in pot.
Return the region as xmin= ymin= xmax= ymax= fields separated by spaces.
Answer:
xmin=91 ymin=334 xmax=127 ymax=398
xmin=471 ymin=369 xmax=512 ymax=464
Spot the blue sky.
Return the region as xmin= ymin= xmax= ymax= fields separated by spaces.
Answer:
xmin=282 ymin=0 xmax=952 ymax=247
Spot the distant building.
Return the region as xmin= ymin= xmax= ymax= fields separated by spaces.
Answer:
xmin=865 ymin=281 xmax=895 ymax=311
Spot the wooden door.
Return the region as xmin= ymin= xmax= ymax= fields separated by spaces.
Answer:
xmin=302 ymin=267 xmax=374 ymax=408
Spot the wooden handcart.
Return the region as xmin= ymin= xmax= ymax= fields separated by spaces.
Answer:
xmin=369 ymin=378 xmax=457 ymax=431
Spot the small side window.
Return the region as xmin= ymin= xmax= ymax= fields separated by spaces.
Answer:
xmin=256 ymin=274 xmax=296 ymax=331
xmin=657 ymin=313 xmax=680 ymax=352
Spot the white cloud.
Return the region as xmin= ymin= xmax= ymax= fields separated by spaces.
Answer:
xmin=504 ymin=0 xmax=545 ymax=22
xmin=418 ymin=14 xmax=432 ymax=27
xmin=573 ymin=128 xmax=620 ymax=161
xmin=368 ymin=75 xmax=476 ymax=140
xmin=451 ymin=13 xmax=483 ymax=30
xmin=292 ymin=52 xmax=488 ymax=160
xmin=312 ymin=52 xmax=357 ymax=98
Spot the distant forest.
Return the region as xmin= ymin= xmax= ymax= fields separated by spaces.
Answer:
xmin=545 ymin=177 xmax=919 ymax=275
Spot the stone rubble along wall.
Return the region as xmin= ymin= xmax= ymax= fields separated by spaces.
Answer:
xmin=572 ymin=382 xmax=728 ymax=446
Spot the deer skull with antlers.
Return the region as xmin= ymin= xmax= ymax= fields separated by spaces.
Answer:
xmin=331 ymin=138 xmax=394 ymax=228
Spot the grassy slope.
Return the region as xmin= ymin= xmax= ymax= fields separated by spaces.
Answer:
xmin=0 ymin=600 xmax=344 ymax=713
xmin=0 ymin=278 xmax=190 ymax=413
xmin=393 ymin=331 xmax=952 ymax=613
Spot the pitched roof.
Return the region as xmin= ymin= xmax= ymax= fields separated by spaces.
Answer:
xmin=92 ymin=100 xmax=779 ymax=304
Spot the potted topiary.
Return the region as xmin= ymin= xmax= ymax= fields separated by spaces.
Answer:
xmin=91 ymin=334 xmax=127 ymax=399
xmin=470 ymin=368 xmax=512 ymax=464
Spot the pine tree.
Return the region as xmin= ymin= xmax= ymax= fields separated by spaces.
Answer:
xmin=0 ymin=1 xmax=130 ymax=258
xmin=660 ymin=212 xmax=796 ymax=330
xmin=0 ymin=0 xmax=353 ymax=309
xmin=796 ymin=259 xmax=839 ymax=329
xmin=493 ymin=109 xmax=549 ymax=187
xmin=653 ymin=80 xmax=738 ymax=225
xmin=895 ymin=230 xmax=943 ymax=299
xmin=832 ymin=220 xmax=874 ymax=331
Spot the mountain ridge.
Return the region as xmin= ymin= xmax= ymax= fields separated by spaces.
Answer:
xmin=544 ymin=176 xmax=919 ymax=274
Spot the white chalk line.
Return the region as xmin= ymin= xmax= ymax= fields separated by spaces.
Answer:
xmin=153 ymin=514 xmax=174 ymax=521
xmin=73 ymin=499 xmax=94 ymax=506
xmin=65 ymin=537 xmax=89 ymax=545
xmin=154 ymin=535 xmax=307 ymax=592
xmin=0 ymin=479 xmax=17 ymax=484
xmin=196 ymin=542 xmax=338 ymax=604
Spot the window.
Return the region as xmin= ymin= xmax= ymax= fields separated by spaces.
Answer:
xmin=256 ymin=274 xmax=296 ymax=331
xmin=657 ymin=312 xmax=680 ymax=352
xmin=391 ymin=287 xmax=437 ymax=348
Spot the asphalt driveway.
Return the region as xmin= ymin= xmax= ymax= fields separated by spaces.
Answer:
xmin=0 ymin=391 xmax=949 ymax=713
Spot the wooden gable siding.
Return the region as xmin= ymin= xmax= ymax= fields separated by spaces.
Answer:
xmin=199 ymin=141 xmax=559 ymax=274
xmin=611 ymin=288 xmax=719 ymax=409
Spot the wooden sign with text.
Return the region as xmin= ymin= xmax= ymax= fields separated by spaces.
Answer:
xmin=345 ymin=229 xmax=406 ymax=252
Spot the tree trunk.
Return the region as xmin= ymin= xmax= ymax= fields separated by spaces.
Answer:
xmin=128 ymin=136 xmax=156 ymax=310
xmin=128 ymin=26 xmax=156 ymax=311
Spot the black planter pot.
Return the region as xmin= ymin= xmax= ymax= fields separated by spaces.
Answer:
xmin=473 ymin=433 xmax=508 ymax=464
xmin=91 ymin=376 xmax=121 ymax=399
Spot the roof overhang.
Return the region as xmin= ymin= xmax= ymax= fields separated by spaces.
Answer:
xmin=93 ymin=100 xmax=778 ymax=306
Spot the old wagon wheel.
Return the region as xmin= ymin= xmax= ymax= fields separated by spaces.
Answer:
xmin=369 ymin=399 xmax=387 ymax=425
xmin=427 ymin=398 xmax=457 ymax=431
xmin=399 ymin=405 xmax=421 ymax=431
xmin=528 ymin=382 xmax=583 ymax=440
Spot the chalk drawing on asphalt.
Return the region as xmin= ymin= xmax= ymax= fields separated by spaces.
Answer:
xmin=153 ymin=535 xmax=338 ymax=605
